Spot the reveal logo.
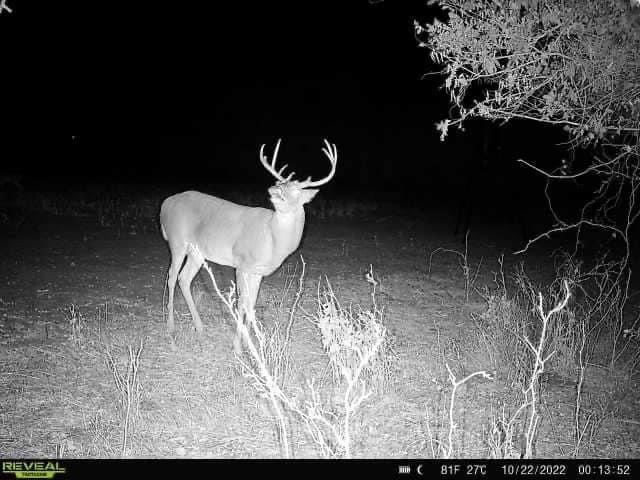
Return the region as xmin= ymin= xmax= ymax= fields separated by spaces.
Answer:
xmin=2 ymin=461 xmax=66 ymax=479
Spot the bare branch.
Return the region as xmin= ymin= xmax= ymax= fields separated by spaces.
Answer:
xmin=0 ymin=0 xmax=12 ymax=14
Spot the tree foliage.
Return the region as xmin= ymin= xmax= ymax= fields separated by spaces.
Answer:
xmin=420 ymin=0 xmax=640 ymax=284
xmin=419 ymin=0 xmax=640 ymax=147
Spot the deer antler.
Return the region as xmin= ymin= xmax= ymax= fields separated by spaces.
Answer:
xmin=298 ymin=139 xmax=338 ymax=188
xmin=259 ymin=139 xmax=295 ymax=183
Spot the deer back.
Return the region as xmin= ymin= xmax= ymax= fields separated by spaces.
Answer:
xmin=160 ymin=190 xmax=305 ymax=275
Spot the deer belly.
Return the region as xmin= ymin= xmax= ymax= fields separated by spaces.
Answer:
xmin=230 ymin=244 xmax=284 ymax=276
xmin=196 ymin=239 xmax=236 ymax=268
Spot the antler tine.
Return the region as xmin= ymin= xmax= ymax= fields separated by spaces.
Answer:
xmin=277 ymin=164 xmax=288 ymax=176
xmin=259 ymin=138 xmax=289 ymax=182
xmin=298 ymin=139 xmax=338 ymax=188
xmin=277 ymin=164 xmax=296 ymax=182
xmin=272 ymin=138 xmax=282 ymax=169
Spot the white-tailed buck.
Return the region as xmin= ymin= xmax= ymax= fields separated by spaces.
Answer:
xmin=160 ymin=139 xmax=338 ymax=351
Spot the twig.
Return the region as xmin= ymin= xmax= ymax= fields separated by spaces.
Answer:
xmin=443 ymin=364 xmax=493 ymax=458
xmin=0 ymin=0 xmax=12 ymax=14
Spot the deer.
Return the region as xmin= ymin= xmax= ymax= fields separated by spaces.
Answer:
xmin=159 ymin=139 xmax=338 ymax=352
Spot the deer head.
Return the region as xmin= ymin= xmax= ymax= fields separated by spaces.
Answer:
xmin=259 ymin=139 xmax=338 ymax=214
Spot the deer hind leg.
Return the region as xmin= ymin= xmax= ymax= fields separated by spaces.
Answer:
xmin=166 ymin=244 xmax=187 ymax=332
xmin=178 ymin=251 xmax=205 ymax=332
xmin=234 ymin=270 xmax=262 ymax=354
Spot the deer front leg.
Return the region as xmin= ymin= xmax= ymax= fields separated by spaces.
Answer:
xmin=235 ymin=270 xmax=263 ymax=354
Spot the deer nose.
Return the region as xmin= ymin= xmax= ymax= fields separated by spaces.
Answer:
xmin=269 ymin=186 xmax=285 ymax=200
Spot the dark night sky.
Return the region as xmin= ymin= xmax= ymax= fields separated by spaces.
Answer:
xmin=2 ymin=0 xmax=563 ymax=191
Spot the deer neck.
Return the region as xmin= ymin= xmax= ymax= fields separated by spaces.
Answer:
xmin=270 ymin=207 xmax=306 ymax=258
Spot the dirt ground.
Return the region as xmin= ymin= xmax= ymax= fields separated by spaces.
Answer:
xmin=1 ymin=209 xmax=639 ymax=458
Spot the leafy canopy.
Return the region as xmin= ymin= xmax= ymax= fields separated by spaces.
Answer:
xmin=420 ymin=0 xmax=640 ymax=147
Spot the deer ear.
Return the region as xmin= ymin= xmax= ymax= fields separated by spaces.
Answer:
xmin=300 ymin=189 xmax=319 ymax=204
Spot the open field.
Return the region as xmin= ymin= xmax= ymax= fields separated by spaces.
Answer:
xmin=1 ymin=188 xmax=639 ymax=458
